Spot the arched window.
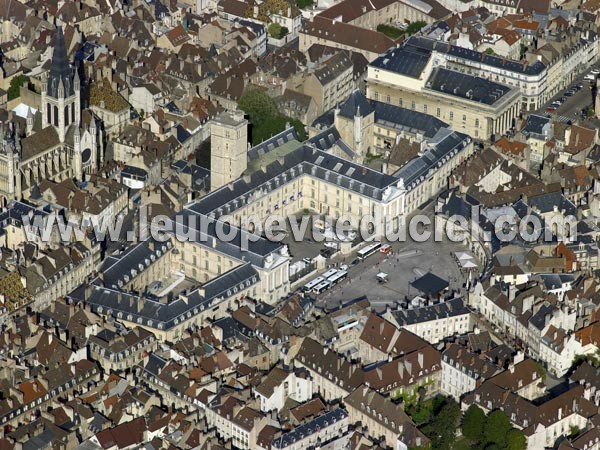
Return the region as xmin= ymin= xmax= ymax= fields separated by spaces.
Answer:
xmin=72 ymin=102 xmax=75 ymax=123
xmin=47 ymin=103 xmax=51 ymax=123
xmin=53 ymin=105 xmax=58 ymax=126
xmin=64 ymin=105 xmax=69 ymax=126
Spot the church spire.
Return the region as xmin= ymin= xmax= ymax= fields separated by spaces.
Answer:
xmin=48 ymin=26 xmax=73 ymax=98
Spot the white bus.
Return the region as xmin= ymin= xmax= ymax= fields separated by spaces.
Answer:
xmin=303 ymin=276 xmax=324 ymax=292
xmin=313 ymin=280 xmax=332 ymax=294
xmin=357 ymin=242 xmax=382 ymax=260
xmin=322 ymin=269 xmax=339 ymax=280
xmin=328 ymin=270 xmax=348 ymax=285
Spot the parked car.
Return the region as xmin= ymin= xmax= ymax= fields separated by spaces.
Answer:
xmin=546 ymin=106 xmax=557 ymax=112
xmin=565 ymin=90 xmax=575 ymax=96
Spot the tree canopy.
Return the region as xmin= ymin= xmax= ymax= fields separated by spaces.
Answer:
xmin=405 ymin=20 xmax=426 ymax=35
xmin=296 ymin=0 xmax=314 ymax=8
xmin=7 ymin=75 xmax=29 ymax=101
xmin=484 ymin=410 xmax=513 ymax=448
xmin=238 ymin=89 xmax=278 ymax=125
xmin=422 ymin=399 xmax=461 ymax=450
xmin=506 ymin=429 xmax=527 ymax=450
xmin=238 ymin=89 xmax=307 ymax=145
xmin=268 ymin=23 xmax=289 ymax=39
xmin=462 ymin=405 xmax=486 ymax=442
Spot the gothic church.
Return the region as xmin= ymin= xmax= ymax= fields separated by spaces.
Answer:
xmin=0 ymin=26 xmax=100 ymax=204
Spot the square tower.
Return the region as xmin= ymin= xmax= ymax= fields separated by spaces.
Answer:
xmin=210 ymin=110 xmax=248 ymax=191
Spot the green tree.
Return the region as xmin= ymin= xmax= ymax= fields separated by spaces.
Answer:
xmin=569 ymin=425 xmax=581 ymax=438
xmin=238 ymin=89 xmax=278 ymax=125
xmin=239 ymin=89 xmax=307 ymax=144
xmin=462 ymin=405 xmax=486 ymax=442
xmin=287 ymin=117 xmax=307 ymax=141
xmin=7 ymin=74 xmax=29 ymax=100
xmin=250 ymin=116 xmax=303 ymax=144
xmin=483 ymin=410 xmax=512 ymax=448
xmin=268 ymin=23 xmax=288 ymax=39
xmin=534 ymin=360 xmax=546 ymax=383
xmin=297 ymin=0 xmax=314 ymax=8
xmin=427 ymin=400 xmax=460 ymax=450
xmin=506 ymin=430 xmax=527 ymax=450
xmin=377 ymin=23 xmax=404 ymax=39
xmin=405 ymin=20 xmax=426 ymax=35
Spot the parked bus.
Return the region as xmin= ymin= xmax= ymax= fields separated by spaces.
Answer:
xmin=357 ymin=242 xmax=382 ymax=260
xmin=313 ymin=280 xmax=332 ymax=294
xmin=328 ymin=270 xmax=348 ymax=285
xmin=322 ymin=269 xmax=339 ymax=280
xmin=303 ymin=276 xmax=324 ymax=292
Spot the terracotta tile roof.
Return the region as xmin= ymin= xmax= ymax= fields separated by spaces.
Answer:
xmin=494 ymin=137 xmax=527 ymax=155
xmin=19 ymin=379 xmax=48 ymax=403
xmin=575 ymin=321 xmax=600 ymax=347
xmin=500 ymin=29 xmax=522 ymax=45
xmin=166 ymin=25 xmax=190 ymax=47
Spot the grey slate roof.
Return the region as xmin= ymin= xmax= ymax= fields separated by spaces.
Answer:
xmin=100 ymin=239 xmax=172 ymax=289
xmin=308 ymin=126 xmax=355 ymax=159
xmin=521 ymin=114 xmax=551 ymax=136
xmin=529 ymin=301 xmax=554 ymax=331
xmin=392 ymin=297 xmax=470 ymax=326
xmin=528 ymin=192 xmax=577 ymax=216
xmin=410 ymin=272 xmax=450 ymax=296
xmin=372 ymin=99 xmax=448 ymax=138
xmin=338 ymin=89 xmax=375 ymax=118
xmin=272 ymin=408 xmax=348 ymax=449
xmin=79 ymin=261 xmax=260 ymax=332
xmin=314 ymin=90 xmax=449 ymax=141
xmin=48 ymin=26 xmax=75 ymax=98
xmin=0 ymin=201 xmax=50 ymax=231
xmin=394 ymin=128 xmax=471 ymax=187
xmin=190 ymin=141 xmax=401 ymax=221
xmin=177 ymin=210 xmax=283 ymax=267
xmin=370 ymin=45 xmax=432 ymax=79
xmin=427 ymin=67 xmax=512 ymax=105
xmin=407 ymin=35 xmax=545 ymax=75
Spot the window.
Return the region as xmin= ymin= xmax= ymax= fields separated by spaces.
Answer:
xmin=374 ymin=92 xmax=379 ymax=100
xmin=436 ymin=107 xmax=440 ymax=117
xmin=411 ymin=101 xmax=415 ymax=110
xmin=462 ymin=114 xmax=466 ymax=122
xmin=423 ymin=105 xmax=427 ymax=113
xmin=449 ymin=111 xmax=454 ymax=120
xmin=386 ymin=95 xmax=391 ymax=103
xmin=399 ymin=98 xmax=403 ymax=107
xmin=475 ymin=118 xmax=479 ymax=128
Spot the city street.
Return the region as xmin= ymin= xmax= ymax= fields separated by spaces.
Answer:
xmin=536 ymin=71 xmax=596 ymax=124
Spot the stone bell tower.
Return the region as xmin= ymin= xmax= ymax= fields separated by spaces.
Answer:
xmin=210 ymin=110 xmax=248 ymax=191
xmin=41 ymin=25 xmax=80 ymax=142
